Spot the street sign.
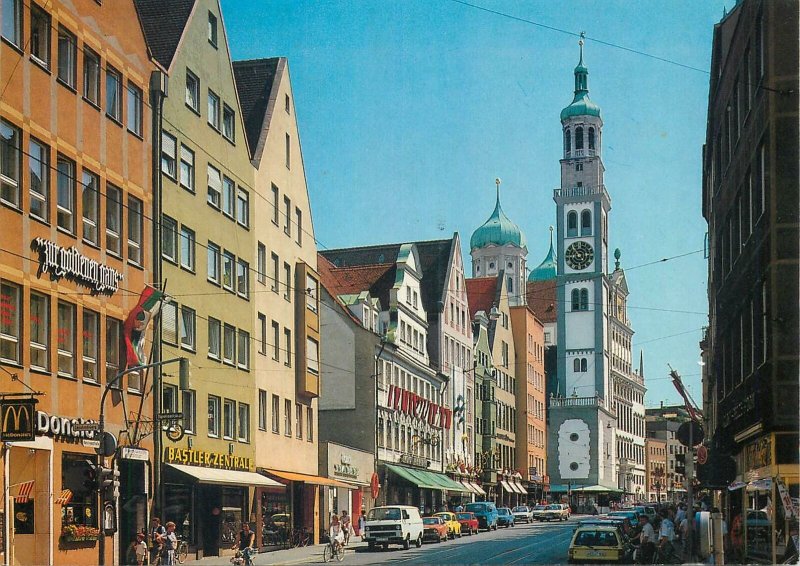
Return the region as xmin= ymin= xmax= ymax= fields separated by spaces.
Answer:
xmin=157 ymin=412 xmax=183 ymax=421
xmin=72 ymin=422 xmax=100 ymax=433
xmin=697 ymin=444 xmax=708 ymax=465
xmin=677 ymin=420 xmax=704 ymax=447
xmin=119 ymin=446 xmax=149 ymax=461
xmin=95 ymin=431 xmax=117 ymax=457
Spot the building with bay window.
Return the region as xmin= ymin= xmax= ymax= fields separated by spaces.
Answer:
xmin=0 ymin=1 xmax=154 ymax=564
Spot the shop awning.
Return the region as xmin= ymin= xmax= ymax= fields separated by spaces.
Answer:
xmin=460 ymin=480 xmax=480 ymax=494
xmin=386 ymin=465 xmax=471 ymax=493
xmin=499 ymin=480 xmax=514 ymax=493
xmin=469 ymin=482 xmax=486 ymax=496
xmin=167 ymin=464 xmax=284 ymax=488
xmin=511 ymin=481 xmax=527 ymax=494
xmin=260 ymin=469 xmax=353 ymax=489
xmin=548 ymin=484 xmax=623 ymax=494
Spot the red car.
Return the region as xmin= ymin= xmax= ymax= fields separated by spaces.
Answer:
xmin=456 ymin=512 xmax=480 ymax=535
xmin=422 ymin=516 xmax=449 ymax=543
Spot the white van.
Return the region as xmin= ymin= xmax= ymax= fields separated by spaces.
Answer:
xmin=363 ymin=505 xmax=424 ymax=550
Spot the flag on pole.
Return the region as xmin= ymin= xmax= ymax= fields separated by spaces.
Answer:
xmin=55 ymin=489 xmax=73 ymax=505
xmin=14 ymin=480 xmax=34 ymax=503
xmin=670 ymin=369 xmax=700 ymax=422
xmin=124 ymin=286 xmax=165 ymax=368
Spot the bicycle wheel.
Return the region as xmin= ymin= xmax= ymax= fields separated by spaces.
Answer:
xmin=335 ymin=545 xmax=344 ymax=562
xmin=177 ymin=541 xmax=188 ymax=564
xmin=323 ymin=543 xmax=333 ymax=563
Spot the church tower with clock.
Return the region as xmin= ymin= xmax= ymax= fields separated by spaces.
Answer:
xmin=547 ymin=36 xmax=622 ymax=494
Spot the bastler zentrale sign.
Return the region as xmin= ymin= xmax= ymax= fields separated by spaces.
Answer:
xmin=32 ymin=238 xmax=123 ymax=294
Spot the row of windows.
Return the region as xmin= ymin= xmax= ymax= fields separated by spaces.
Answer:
xmin=613 ymin=379 xmax=643 ymax=406
xmin=205 ymin=239 xmax=250 ymax=299
xmin=617 ymin=440 xmax=644 ymax=466
xmin=716 ymin=281 xmax=767 ymax=400
xmin=714 ymin=144 xmax=766 ymax=282
xmin=570 ymin=288 xmax=590 ymax=311
xmin=526 ymin=394 xmax=545 ymax=422
xmin=0 ymin=281 xmax=136 ymax=387
xmin=566 ymin=210 xmax=592 ymax=237
xmin=255 ymin=313 xmax=319 ymax=375
xmin=526 ymin=363 xmax=544 ymax=393
xmin=496 ymin=401 xmax=516 ymax=434
xmin=376 ymin=417 xmax=440 ymax=461
xmin=184 ymin=68 xmax=236 ymax=143
xmin=564 ymin=125 xmax=597 ymax=155
xmin=0 ymin=119 xmax=144 ymax=263
xmin=399 ymin=319 xmax=426 ymax=354
xmin=614 ymin=403 xmax=644 ymax=438
xmin=1 ymin=2 xmax=143 ymax=134
xmin=443 ymin=335 xmax=472 ymax=372
xmin=711 ymin=12 xmax=763 ymax=193
xmin=163 ymin=387 xmax=250 ymax=443
xmin=379 ymin=359 xmax=439 ymax=404
xmin=160 ymin=132 xmax=250 ymax=228
xmin=573 ymin=357 xmax=589 ymax=373
xmin=257 ymin=390 xmax=314 ymax=442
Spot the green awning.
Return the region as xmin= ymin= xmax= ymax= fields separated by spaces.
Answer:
xmin=386 ymin=465 xmax=470 ymax=493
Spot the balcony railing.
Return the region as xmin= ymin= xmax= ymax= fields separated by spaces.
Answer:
xmin=565 ymin=148 xmax=597 ymax=159
xmin=553 ymin=184 xmax=610 ymax=200
xmin=549 ymin=394 xmax=606 ymax=410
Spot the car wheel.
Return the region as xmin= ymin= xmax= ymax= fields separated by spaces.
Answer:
xmin=492 ymin=523 xmax=497 ymax=531
xmin=367 ymin=542 xmax=375 ymax=551
xmin=402 ymin=536 xmax=410 ymax=550
xmin=457 ymin=529 xmax=462 ymax=538
xmin=383 ymin=543 xmax=389 ymax=550
xmin=415 ymin=534 xmax=422 ymax=548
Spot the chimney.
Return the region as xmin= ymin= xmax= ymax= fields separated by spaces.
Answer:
xmin=660 ymin=401 xmax=663 ymax=409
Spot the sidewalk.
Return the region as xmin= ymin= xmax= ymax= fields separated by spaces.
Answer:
xmin=190 ymin=540 xmax=368 ymax=566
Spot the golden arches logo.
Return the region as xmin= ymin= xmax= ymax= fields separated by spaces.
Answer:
xmin=1 ymin=402 xmax=35 ymax=440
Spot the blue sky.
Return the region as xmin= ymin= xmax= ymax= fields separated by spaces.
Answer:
xmin=223 ymin=0 xmax=731 ymax=407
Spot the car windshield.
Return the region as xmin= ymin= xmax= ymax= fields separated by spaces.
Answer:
xmin=498 ymin=508 xmax=510 ymax=515
xmin=534 ymin=505 xmax=547 ymax=511
xmin=465 ymin=503 xmax=486 ymax=513
xmin=457 ymin=513 xmax=472 ymax=520
xmin=513 ymin=507 xmax=528 ymax=512
xmin=574 ymin=530 xmax=619 ymax=547
xmin=547 ymin=505 xmax=560 ymax=510
xmin=422 ymin=518 xmax=439 ymax=525
xmin=368 ymin=508 xmax=400 ymax=521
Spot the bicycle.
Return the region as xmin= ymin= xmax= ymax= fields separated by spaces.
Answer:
xmin=323 ymin=539 xmax=345 ymax=562
xmin=176 ymin=536 xmax=189 ymax=564
xmin=288 ymin=527 xmax=311 ymax=548
xmin=230 ymin=547 xmax=256 ymax=566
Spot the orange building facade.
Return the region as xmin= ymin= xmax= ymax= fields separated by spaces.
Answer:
xmin=0 ymin=1 xmax=153 ymax=563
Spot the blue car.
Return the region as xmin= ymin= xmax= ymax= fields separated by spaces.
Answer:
xmin=497 ymin=507 xmax=515 ymax=528
xmin=465 ymin=501 xmax=499 ymax=531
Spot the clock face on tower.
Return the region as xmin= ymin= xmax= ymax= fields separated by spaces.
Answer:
xmin=565 ymin=241 xmax=594 ymax=270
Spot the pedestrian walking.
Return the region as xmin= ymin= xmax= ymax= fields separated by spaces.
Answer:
xmin=162 ymin=521 xmax=178 ymax=565
xmin=358 ymin=509 xmax=366 ymax=540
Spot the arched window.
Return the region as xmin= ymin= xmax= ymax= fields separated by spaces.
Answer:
xmin=567 ymin=211 xmax=578 ymax=237
xmin=565 ymin=129 xmax=571 ymax=154
xmin=581 ymin=358 xmax=588 ymax=372
xmin=571 ymin=289 xmax=580 ymax=311
xmin=573 ymin=358 xmax=581 ymax=372
xmin=580 ymin=288 xmax=589 ymax=311
xmin=508 ymin=276 xmax=513 ymax=294
xmin=588 ymin=127 xmax=595 ymax=150
xmin=581 ymin=209 xmax=592 ymax=236
xmin=575 ymin=126 xmax=584 ymax=150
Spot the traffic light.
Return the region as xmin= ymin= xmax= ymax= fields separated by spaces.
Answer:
xmin=99 ymin=465 xmax=120 ymax=500
xmin=82 ymin=460 xmax=99 ymax=491
xmin=675 ymin=453 xmax=686 ymax=477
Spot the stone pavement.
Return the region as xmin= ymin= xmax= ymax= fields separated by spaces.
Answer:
xmin=189 ymin=540 xmax=368 ymax=565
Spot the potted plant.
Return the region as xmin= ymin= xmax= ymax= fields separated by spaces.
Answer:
xmin=61 ymin=524 xmax=100 ymax=542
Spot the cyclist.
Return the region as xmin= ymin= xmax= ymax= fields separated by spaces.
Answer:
xmin=340 ymin=510 xmax=352 ymax=546
xmin=232 ymin=522 xmax=256 ymax=566
xmin=329 ymin=514 xmax=345 ymax=554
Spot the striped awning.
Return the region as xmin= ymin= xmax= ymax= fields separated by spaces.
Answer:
xmin=13 ymin=480 xmax=34 ymax=503
xmin=470 ymin=482 xmax=486 ymax=496
xmin=55 ymin=489 xmax=73 ymax=505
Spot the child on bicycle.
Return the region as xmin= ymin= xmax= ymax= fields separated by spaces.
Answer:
xmin=329 ymin=514 xmax=345 ymax=553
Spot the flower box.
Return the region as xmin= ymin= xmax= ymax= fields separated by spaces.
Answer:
xmin=60 ymin=525 xmax=100 ymax=542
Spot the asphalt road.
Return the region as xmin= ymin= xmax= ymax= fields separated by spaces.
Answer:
xmin=338 ymin=518 xmax=576 ymax=565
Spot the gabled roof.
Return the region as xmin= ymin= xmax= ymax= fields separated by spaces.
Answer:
xmin=321 ymin=244 xmax=403 ymax=269
xmin=317 ymin=254 xmax=364 ymax=327
xmin=318 ymin=251 xmax=397 ymax=313
xmin=232 ymin=58 xmax=281 ymax=161
xmin=134 ymin=0 xmax=196 ymax=70
xmin=465 ymin=277 xmax=498 ymax=321
xmin=415 ymin=238 xmax=455 ymax=315
xmin=609 ymin=267 xmax=629 ymax=296
xmin=525 ymin=280 xmax=557 ymax=323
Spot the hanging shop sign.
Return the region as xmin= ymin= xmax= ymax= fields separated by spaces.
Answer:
xmin=32 ymin=238 xmax=123 ymax=294
xmin=0 ymin=398 xmax=38 ymax=442
xmin=744 ymin=435 xmax=772 ymax=471
xmin=35 ymin=411 xmax=98 ymax=441
xmin=163 ymin=446 xmax=252 ymax=472
xmin=386 ymin=384 xmax=452 ymax=430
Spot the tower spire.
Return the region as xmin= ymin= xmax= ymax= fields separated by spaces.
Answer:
xmin=495 ymin=177 xmax=501 ymax=206
xmin=574 ymin=32 xmax=589 ymax=95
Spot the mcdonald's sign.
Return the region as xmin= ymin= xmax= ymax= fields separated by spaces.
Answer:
xmin=0 ymin=399 xmax=38 ymax=442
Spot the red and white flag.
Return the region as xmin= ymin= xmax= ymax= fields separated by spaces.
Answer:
xmin=14 ymin=480 xmax=34 ymax=503
xmin=124 ymin=286 xmax=165 ymax=368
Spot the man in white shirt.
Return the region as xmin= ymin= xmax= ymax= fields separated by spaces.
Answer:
xmin=658 ymin=510 xmax=677 ymax=560
xmin=637 ymin=514 xmax=656 ymax=564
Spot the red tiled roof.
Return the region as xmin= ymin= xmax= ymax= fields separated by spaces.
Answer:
xmin=525 ymin=280 xmax=558 ymax=323
xmin=466 ymin=277 xmax=497 ymax=320
xmin=317 ymin=253 xmax=393 ymax=298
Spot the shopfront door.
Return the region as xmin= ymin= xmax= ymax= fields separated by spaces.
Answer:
xmin=199 ymin=485 xmax=221 ymax=557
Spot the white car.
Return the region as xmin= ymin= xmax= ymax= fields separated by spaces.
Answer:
xmin=364 ymin=505 xmax=424 ymax=550
xmin=531 ymin=504 xmax=549 ymax=521
xmin=512 ymin=505 xmax=533 ymax=523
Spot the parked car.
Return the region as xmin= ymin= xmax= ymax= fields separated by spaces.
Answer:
xmin=433 ymin=511 xmax=462 ymax=539
xmin=542 ymin=503 xmax=570 ymax=522
xmin=421 ymin=516 xmax=448 ymax=543
xmin=575 ymin=519 xmax=628 ymax=543
xmin=531 ymin=504 xmax=549 ymax=521
xmin=497 ymin=507 xmax=515 ymax=527
xmin=568 ymin=525 xmax=630 ymax=564
xmin=607 ymin=510 xmax=639 ymax=528
xmin=456 ymin=512 xmax=480 ymax=535
xmin=624 ymin=505 xmax=656 ymax=522
xmin=512 ymin=505 xmax=533 ymax=523
xmin=364 ymin=505 xmax=423 ymax=550
xmin=465 ymin=501 xmax=499 ymax=531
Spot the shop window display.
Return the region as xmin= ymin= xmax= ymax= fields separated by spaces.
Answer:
xmin=61 ymin=454 xmax=99 ymax=541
